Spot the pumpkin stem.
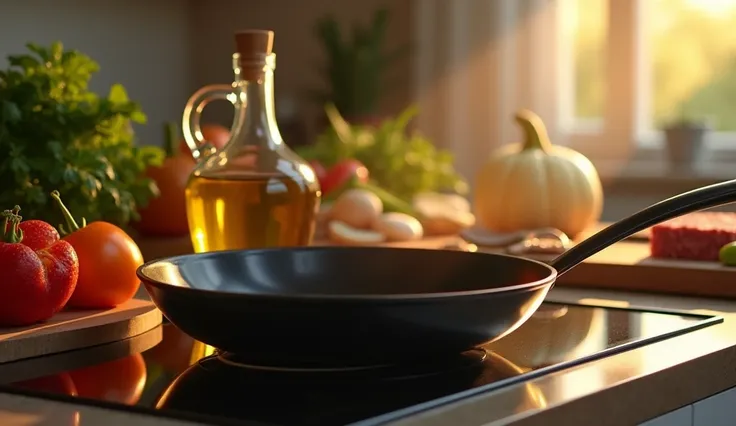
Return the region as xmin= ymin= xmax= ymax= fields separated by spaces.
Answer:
xmin=514 ymin=109 xmax=552 ymax=153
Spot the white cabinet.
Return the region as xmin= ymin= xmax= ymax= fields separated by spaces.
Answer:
xmin=637 ymin=386 xmax=736 ymax=426
xmin=693 ymin=386 xmax=736 ymax=426
xmin=639 ymin=406 xmax=692 ymax=426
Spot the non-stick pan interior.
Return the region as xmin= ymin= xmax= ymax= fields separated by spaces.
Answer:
xmin=138 ymin=247 xmax=555 ymax=297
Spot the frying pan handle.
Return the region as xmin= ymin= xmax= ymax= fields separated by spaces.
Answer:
xmin=550 ymin=178 xmax=736 ymax=276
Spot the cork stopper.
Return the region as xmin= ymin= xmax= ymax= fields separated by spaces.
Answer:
xmin=235 ymin=30 xmax=274 ymax=62
xmin=234 ymin=30 xmax=274 ymax=81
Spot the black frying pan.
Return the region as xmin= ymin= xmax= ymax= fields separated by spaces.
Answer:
xmin=137 ymin=179 xmax=736 ymax=368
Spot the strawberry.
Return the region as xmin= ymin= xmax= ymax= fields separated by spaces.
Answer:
xmin=0 ymin=206 xmax=79 ymax=327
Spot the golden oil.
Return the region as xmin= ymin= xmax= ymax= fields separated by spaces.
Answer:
xmin=186 ymin=173 xmax=319 ymax=253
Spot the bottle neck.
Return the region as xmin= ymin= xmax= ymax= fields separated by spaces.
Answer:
xmin=236 ymin=67 xmax=282 ymax=149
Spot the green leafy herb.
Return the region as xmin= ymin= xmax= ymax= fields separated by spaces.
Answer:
xmin=297 ymin=104 xmax=468 ymax=200
xmin=0 ymin=42 xmax=163 ymax=228
xmin=312 ymin=8 xmax=411 ymax=118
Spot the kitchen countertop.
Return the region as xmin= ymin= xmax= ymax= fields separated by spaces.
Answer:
xmin=2 ymin=288 xmax=736 ymax=426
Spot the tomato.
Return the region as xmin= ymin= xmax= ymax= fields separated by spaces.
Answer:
xmin=179 ymin=124 xmax=230 ymax=158
xmin=321 ymin=159 xmax=370 ymax=195
xmin=65 ymin=222 xmax=143 ymax=308
xmin=51 ymin=191 xmax=144 ymax=309
xmin=68 ymin=353 xmax=147 ymax=405
xmin=135 ymin=155 xmax=194 ymax=236
xmin=136 ymin=123 xmax=196 ymax=237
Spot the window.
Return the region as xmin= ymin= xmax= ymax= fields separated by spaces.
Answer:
xmin=412 ymin=0 xmax=736 ymax=180
xmin=563 ymin=0 xmax=736 ymax=157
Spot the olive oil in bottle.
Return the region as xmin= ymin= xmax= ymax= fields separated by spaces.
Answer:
xmin=186 ymin=174 xmax=319 ymax=252
xmin=181 ymin=30 xmax=320 ymax=253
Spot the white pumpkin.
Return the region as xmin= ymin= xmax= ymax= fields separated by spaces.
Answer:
xmin=474 ymin=109 xmax=603 ymax=238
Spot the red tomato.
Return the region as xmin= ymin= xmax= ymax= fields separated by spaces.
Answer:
xmin=136 ymin=123 xmax=197 ymax=237
xmin=179 ymin=124 xmax=231 ymax=158
xmin=68 ymin=354 xmax=147 ymax=405
xmin=51 ymin=191 xmax=143 ymax=309
xmin=135 ymin=156 xmax=195 ymax=237
xmin=321 ymin=159 xmax=370 ymax=195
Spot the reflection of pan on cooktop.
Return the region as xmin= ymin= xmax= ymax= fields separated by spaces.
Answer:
xmin=155 ymin=350 xmax=544 ymax=426
xmin=487 ymin=304 xmax=598 ymax=368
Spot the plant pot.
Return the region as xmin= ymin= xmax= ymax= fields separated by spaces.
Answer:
xmin=663 ymin=124 xmax=709 ymax=170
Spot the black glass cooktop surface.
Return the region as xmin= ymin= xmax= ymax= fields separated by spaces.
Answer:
xmin=0 ymin=302 xmax=722 ymax=426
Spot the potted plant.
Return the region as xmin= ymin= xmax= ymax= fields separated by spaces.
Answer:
xmin=661 ymin=113 xmax=712 ymax=169
xmin=312 ymin=8 xmax=410 ymax=126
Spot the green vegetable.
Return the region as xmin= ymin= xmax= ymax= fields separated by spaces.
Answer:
xmin=297 ymin=104 xmax=468 ymax=200
xmin=312 ymin=8 xmax=410 ymax=118
xmin=719 ymin=242 xmax=736 ymax=266
xmin=0 ymin=42 xmax=163 ymax=228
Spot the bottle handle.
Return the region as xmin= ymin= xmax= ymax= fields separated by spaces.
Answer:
xmin=182 ymin=84 xmax=238 ymax=161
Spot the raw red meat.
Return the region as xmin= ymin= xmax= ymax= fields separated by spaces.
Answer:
xmin=650 ymin=212 xmax=736 ymax=261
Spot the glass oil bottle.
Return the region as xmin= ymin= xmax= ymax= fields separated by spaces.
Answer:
xmin=181 ymin=30 xmax=320 ymax=253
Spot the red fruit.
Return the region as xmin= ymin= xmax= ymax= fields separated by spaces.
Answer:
xmin=19 ymin=220 xmax=61 ymax=251
xmin=0 ymin=206 xmax=79 ymax=327
xmin=321 ymin=159 xmax=370 ymax=195
xmin=136 ymin=123 xmax=195 ymax=237
xmin=52 ymin=191 xmax=143 ymax=309
xmin=3 ymin=219 xmax=60 ymax=251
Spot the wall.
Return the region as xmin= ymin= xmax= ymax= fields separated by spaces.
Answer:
xmin=0 ymin=0 xmax=413 ymax=146
xmin=0 ymin=0 xmax=197 ymax=145
xmin=188 ymin=0 xmax=414 ymax=138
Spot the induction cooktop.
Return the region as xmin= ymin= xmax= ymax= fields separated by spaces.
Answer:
xmin=0 ymin=302 xmax=722 ymax=426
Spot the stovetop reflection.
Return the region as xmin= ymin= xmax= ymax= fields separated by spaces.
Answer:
xmin=0 ymin=302 xmax=720 ymax=426
xmin=156 ymin=349 xmax=541 ymax=426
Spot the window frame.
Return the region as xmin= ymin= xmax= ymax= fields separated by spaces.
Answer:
xmin=557 ymin=0 xmax=736 ymax=165
xmin=411 ymin=0 xmax=736 ymax=184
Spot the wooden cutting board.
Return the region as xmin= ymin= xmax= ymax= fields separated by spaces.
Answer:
xmin=0 ymin=298 xmax=162 ymax=364
xmin=546 ymin=240 xmax=736 ymax=299
xmin=472 ymin=225 xmax=736 ymax=299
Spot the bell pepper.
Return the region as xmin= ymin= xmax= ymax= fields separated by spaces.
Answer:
xmin=0 ymin=206 xmax=79 ymax=327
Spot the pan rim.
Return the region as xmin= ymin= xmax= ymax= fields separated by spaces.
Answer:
xmin=136 ymin=246 xmax=558 ymax=301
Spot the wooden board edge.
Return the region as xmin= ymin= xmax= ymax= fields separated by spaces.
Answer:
xmin=0 ymin=325 xmax=164 ymax=383
xmin=0 ymin=303 xmax=162 ymax=364
xmin=557 ymin=261 xmax=736 ymax=299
